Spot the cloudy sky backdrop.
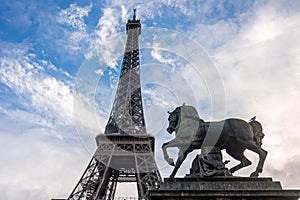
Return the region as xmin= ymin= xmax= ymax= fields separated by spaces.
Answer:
xmin=0 ymin=0 xmax=300 ymax=199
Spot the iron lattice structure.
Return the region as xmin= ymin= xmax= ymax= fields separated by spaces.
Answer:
xmin=105 ymin=9 xmax=145 ymax=135
xmin=67 ymin=10 xmax=161 ymax=200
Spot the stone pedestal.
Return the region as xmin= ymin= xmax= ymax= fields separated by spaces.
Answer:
xmin=148 ymin=177 xmax=300 ymax=200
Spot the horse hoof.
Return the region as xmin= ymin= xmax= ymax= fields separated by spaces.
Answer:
xmin=169 ymin=175 xmax=175 ymax=179
xmin=250 ymin=172 xmax=259 ymax=178
xmin=166 ymin=158 xmax=174 ymax=166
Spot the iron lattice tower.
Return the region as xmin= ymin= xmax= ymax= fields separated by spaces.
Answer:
xmin=67 ymin=10 xmax=161 ymax=200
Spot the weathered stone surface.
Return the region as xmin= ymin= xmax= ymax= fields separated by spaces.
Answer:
xmin=148 ymin=177 xmax=300 ymax=200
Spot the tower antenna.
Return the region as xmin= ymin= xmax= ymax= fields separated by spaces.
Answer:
xmin=133 ymin=8 xmax=136 ymax=20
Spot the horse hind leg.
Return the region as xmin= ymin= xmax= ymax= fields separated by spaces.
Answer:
xmin=226 ymin=148 xmax=252 ymax=174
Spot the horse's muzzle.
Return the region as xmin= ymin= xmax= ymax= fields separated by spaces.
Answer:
xmin=167 ymin=127 xmax=175 ymax=133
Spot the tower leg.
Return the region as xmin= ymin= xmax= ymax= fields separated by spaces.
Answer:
xmin=68 ymin=135 xmax=161 ymax=200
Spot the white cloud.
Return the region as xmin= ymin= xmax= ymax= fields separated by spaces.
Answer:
xmin=89 ymin=6 xmax=129 ymax=68
xmin=58 ymin=3 xmax=92 ymax=30
xmin=190 ymin=19 xmax=239 ymax=50
xmin=0 ymin=120 xmax=90 ymax=200
xmin=208 ymin=1 xmax=300 ymax=187
xmin=95 ymin=68 xmax=104 ymax=75
xmin=0 ymin=45 xmax=100 ymax=199
xmin=0 ymin=45 xmax=110 ymax=151
xmin=0 ymin=47 xmax=73 ymax=128
xmin=57 ymin=3 xmax=92 ymax=54
xmin=150 ymin=43 xmax=177 ymax=67
xmin=94 ymin=7 xmax=122 ymax=41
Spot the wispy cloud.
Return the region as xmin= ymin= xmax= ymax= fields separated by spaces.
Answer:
xmin=0 ymin=45 xmax=73 ymax=128
xmin=57 ymin=3 xmax=92 ymax=54
xmin=0 ymin=119 xmax=90 ymax=200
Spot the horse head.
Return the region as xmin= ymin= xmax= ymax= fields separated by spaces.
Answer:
xmin=167 ymin=107 xmax=180 ymax=134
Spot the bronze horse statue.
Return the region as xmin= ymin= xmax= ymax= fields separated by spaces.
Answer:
xmin=162 ymin=105 xmax=268 ymax=178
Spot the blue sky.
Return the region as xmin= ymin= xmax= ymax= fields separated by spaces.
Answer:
xmin=1 ymin=0 xmax=300 ymax=199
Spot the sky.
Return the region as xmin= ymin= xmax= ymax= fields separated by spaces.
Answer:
xmin=0 ymin=0 xmax=300 ymax=199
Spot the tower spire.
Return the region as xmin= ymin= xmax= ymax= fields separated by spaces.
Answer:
xmin=133 ymin=8 xmax=136 ymax=21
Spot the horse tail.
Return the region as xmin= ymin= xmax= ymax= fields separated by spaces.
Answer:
xmin=249 ymin=119 xmax=265 ymax=148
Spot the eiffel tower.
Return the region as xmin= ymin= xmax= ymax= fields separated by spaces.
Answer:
xmin=67 ymin=9 xmax=161 ymax=200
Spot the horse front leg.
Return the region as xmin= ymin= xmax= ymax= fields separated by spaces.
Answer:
xmin=250 ymin=148 xmax=268 ymax=177
xmin=162 ymin=140 xmax=177 ymax=166
xmin=169 ymin=149 xmax=190 ymax=178
xmin=243 ymin=141 xmax=268 ymax=177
